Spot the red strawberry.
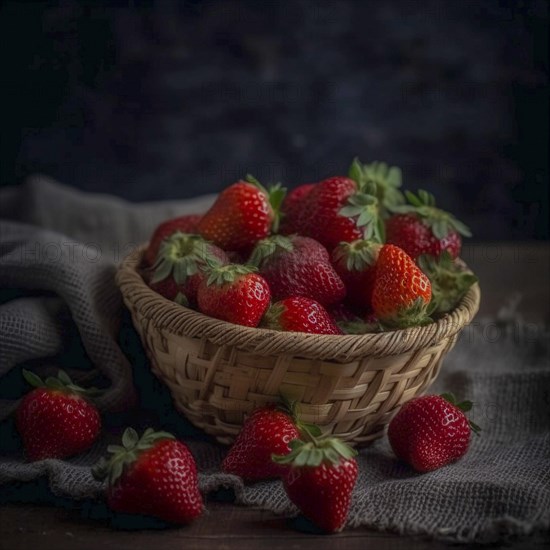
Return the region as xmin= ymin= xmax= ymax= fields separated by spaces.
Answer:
xmin=386 ymin=190 xmax=471 ymax=260
xmin=222 ymin=404 xmax=301 ymax=481
xmin=93 ymin=428 xmax=203 ymax=524
xmin=273 ymin=435 xmax=358 ymax=533
xmin=148 ymin=232 xmax=228 ymax=306
xmin=264 ymin=297 xmax=342 ymax=335
xmin=249 ymin=235 xmax=345 ymax=307
xmin=298 ymin=176 xmax=372 ymax=250
xmin=372 ymin=244 xmax=432 ymax=328
xmin=388 ymin=393 xmax=481 ymax=472
xmin=331 ymin=240 xmax=382 ymax=313
xmin=197 ymin=264 xmax=271 ymax=327
xmin=280 ymin=183 xmax=315 ymax=234
xmin=197 ymin=176 xmax=286 ymax=255
xmin=293 ymin=158 xmax=404 ymax=251
xmin=16 ymin=370 xmax=101 ymax=461
xmin=144 ymin=214 xmax=203 ymax=266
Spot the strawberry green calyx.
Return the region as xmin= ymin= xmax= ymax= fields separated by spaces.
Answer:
xmin=348 ymin=157 xmax=404 ymax=215
xmin=249 ymin=235 xmax=294 ymax=267
xmin=92 ymin=427 xmax=175 ymax=486
xmin=418 ymin=252 xmax=478 ymax=314
xmin=334 ymin=240 xmax=382 ymax=272
xmin=263 ymin=301 xmax=286 ymax=330
xmin=380 ymin=296 xmax=434 ymax=330
xmin=205 ymin=263 xmax=257 ymax=286
xmin=151 ymin=232 xmax=217 ymax=285
xmin=245 ymin=174 xmax=287 ymax=234
xmin=272 ymin=435 xmax=357 ymax=468
xmin=22 ymin=369 xmax=102 ymax=398
xmin=440 ymin=393 xmax=482 ymax=435
xmin=391 ymin=190 xmax=472 ymax=239
xmin=339 ymin=190 xmax=385 ymax=243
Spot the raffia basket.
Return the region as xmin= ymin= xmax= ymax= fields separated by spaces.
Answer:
xmin=117 ymin=245 xmax=480 ymax=447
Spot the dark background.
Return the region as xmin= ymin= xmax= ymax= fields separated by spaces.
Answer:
xmin=1 ymin=0 xmax=548 ymax=240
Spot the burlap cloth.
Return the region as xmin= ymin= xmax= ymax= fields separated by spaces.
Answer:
xmin=0 ymin=176 xmax=548 ymax=543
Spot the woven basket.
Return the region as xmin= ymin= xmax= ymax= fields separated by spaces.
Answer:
xmin=117 ymin=245 xmax=480 ymax=447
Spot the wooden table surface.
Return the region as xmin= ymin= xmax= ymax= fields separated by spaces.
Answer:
xmin=2 ymin=242 xmax=549 ymax=550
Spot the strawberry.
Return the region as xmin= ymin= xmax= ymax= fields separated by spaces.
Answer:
xmin=273 ymin=434 xmax=358 ymax=533
xmin=249 ymin=235 xmax=345 ymax=307
xmin=93 ymin=428 xmax=203 ymax=524
xmin=222 ymin=403 xmax=302 ymax=481
xmin=418 ymin=251 xmax=478 ymax=314
xmin=371 ymin=244 xmax=433 ymax=328
xmin=297 ymin=176 xmax=376 ymax=250
xmin=280 ymin=183 xmax=315 ymax=234
xmin=386 ymin=190 xmax=472 ymax=260
xmin=16 ymin=369 xmax=101 ymax=461
xmin=148 ymin=232 xmax=228 ymax=306
xmin=388 ymin=393 xmax=481 ymax=472
xmin=197 ymin=264 xmax=271 ymax=327
xmin=331 ymin=239 xmax=382 ymax=313
xmin=144 ymin=214 xmax=202 ymax=266
xmin=197 ymin=175 xmax=286 ymax=255
xmin=264 ymin=297 xmax=342 ymax=335
xmin=291 ymin=159 xmax=403 ymax=251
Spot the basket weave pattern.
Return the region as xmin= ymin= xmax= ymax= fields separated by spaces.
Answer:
xmin=117 ymin=246 xmax=480 ymax=446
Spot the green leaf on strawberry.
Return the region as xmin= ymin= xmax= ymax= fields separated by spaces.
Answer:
xmin=418 ymin=251 xmax=478 ymax=314
xmin=348 ymin=157 xmax=404 ymax=216
xmin=391 ymin=190 xmax=472 ymax=239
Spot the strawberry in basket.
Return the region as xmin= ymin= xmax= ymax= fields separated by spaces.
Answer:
xmin=144 ymin=214 xmax=203 ymax=267
xmin=284 ymin=158 xmax=403 ymax=250
xmin=197 ymin=263 xmax=271 ymax=327
xmin=249 ymin=235 xmax=345 ymax=307
xmin=372 ymin=244 xmax=433 ymax=328
xmin=331 ymin=239 xmax=382 ymax=314
xmin=264 ymin=296 xmax=342 ymax=335
xmin=148 ymin=232 xmax=228 ymax=306
xmin=197 ymin=175 xmax=286 ymax=255
xmin=386 ymin=190 xmax=471 ymax=260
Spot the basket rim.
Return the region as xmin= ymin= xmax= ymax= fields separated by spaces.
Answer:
xmin=116 ymin=244 xmax=481 ymax=361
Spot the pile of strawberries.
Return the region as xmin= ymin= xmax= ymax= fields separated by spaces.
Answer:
xmin=15 ymin=368 xmax=480 ymax=533
xmin=143 ymin=158 xmax=476 ymax=334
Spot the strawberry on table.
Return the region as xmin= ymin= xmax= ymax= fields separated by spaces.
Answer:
xmin=197 ymin=263 xmax=271 ymax=327
xmin=144 ymin=214 xmax=203 ymax=267
xmin=296 ymin=175 xmax=378 ymax=250
xmin=386 ymin=189 xmax=471 ymax=260
xmin=197 ymin=175 xmax=286 ymax=255
xmin=372 ymin=244 xmax=433 ymax=328
xmin=273 ymin=433 xmax=358 ymax=533
xmin=93 ymin=428 xmax=203 ymax=525
xmin=249 ymin=235 xmax=345 ymax=307
xmin=331 ymin=239 xmax=382 ymax=313
xmin=264 ymin=296 xmax=342 ymax=335
xmin=16 ymin=369 xmax=102 ymax=461
xmin=222 ymin=403 xmax=302 ymax=481
xmin=148 ymin=232 xmax=228 ymax=306
xmin=388 ymin=393 xmax=481 ymax=472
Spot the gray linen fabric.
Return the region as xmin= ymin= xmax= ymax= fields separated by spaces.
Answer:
xmin=0 ymin=176 xmax=548 ymax=543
